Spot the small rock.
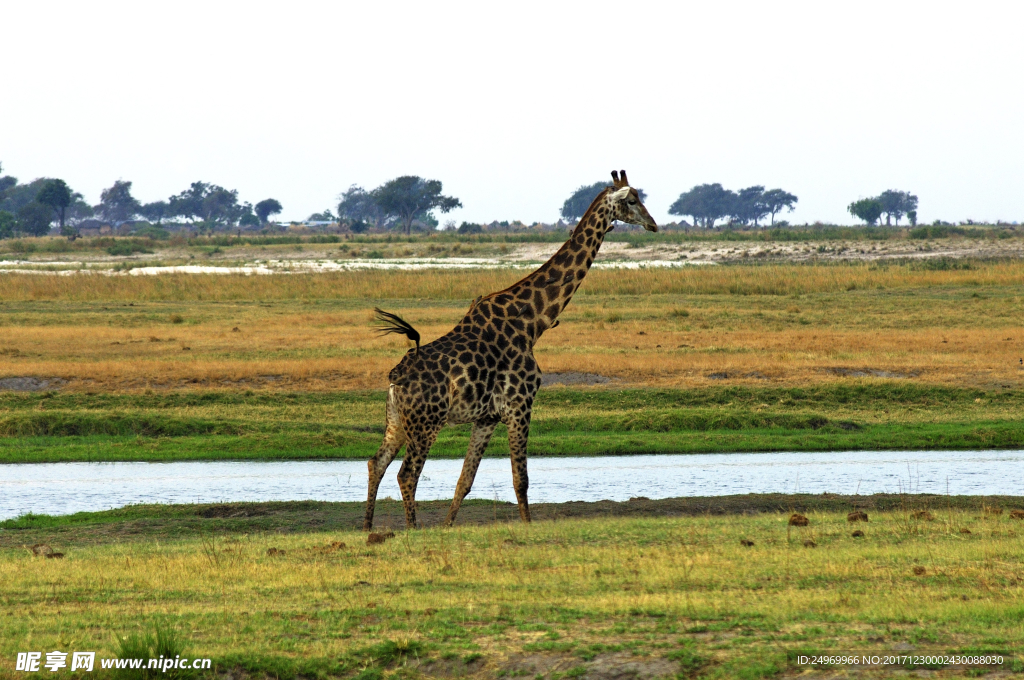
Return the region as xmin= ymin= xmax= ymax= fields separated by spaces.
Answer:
xmin=851 ymin=530 xmax=865 ymax=538
xmin=847 ymin=511 xmax=869 ymax=522
xmin=913 ymin=566 xmax=926 ymax=576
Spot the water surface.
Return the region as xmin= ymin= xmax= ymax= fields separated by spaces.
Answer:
xmin=1 ymin=450 xmax=1021 ymax=520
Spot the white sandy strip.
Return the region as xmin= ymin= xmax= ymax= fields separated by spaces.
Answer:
xmin=0 ymin=257 xmax=715 ymax=275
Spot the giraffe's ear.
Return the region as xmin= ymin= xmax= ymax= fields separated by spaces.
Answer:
xmin=610 ymin=186 xmax=631 ymax=201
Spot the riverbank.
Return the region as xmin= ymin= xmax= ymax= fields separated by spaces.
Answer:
xmin=1 ymin=385 xmax=1023 ymax=463
xmin=2 ymin=496 xmax=1021 ymax=679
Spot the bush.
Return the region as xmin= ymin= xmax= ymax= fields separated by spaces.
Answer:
xmin=910 ymin=225 xmax=968 ymax=239
xmin=131 ymin=225 xmax=170 ymax=240
xmin=106 ymin=241 xmax=153 ymax=256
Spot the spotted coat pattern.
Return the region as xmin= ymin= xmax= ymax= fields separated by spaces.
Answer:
xmin=364 ymin=171 xmax=657 ymax=530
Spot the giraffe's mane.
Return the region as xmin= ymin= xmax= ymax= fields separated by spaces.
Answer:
xmin=489 ymin=185 xmax=617 ymax=300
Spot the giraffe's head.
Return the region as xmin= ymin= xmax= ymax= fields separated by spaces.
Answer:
xmin=608 ymin=170 xmax=657 ymax=232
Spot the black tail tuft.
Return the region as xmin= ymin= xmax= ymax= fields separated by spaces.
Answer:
xmin=373 ymin=307 xmax=421 ymax=353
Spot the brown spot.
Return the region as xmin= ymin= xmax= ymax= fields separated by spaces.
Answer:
xmin=802 ymin=539 xmax=816 ymax=548
xmin=46 ymin=552 xmax=64 ymax=559
xmin=788 ymin=513 xmax=809 ymax=526
xmin=913 ymin=566 xmax=926 ymax=576
xmin=851 ymin=530 xmax=865 ymax=538
xmin=913 ymin=510 xmax=935 ymax=521
xmin=266 ymin=547 xmax=286 ymax=556
xmin=740 ymin=539 xmax=754 ymax=547
xmin=1009 ymin=510 xmax=1024 ymax=520
xmin=959 ymin=527 xmax=972 ymax=534
xmin=847 ymin=511 xmax=869 ymax=522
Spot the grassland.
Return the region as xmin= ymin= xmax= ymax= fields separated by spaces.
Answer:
xmin=1 ymin=259 xmax=1022 ymax=462
xmin=1 ymin=385 xmax=1023 ymax=464
xmin=2 ymin=499 xmax=1022 ymax=678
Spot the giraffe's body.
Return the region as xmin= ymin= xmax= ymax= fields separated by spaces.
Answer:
xmin=364 ymin=171 xmax=657 ymax=530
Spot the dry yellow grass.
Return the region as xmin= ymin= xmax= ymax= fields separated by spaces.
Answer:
xmin=1 ymin=260 xmax=1023 ymax=301
xmin=1 ymin=262 xmax=1021 ymax=391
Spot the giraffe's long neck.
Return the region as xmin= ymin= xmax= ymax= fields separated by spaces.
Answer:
xmin=506 ymin=196 xmax=613 ymax=337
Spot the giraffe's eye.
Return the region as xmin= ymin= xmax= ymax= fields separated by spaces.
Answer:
xmin=627 ymin=199 xmax=637 ymax=205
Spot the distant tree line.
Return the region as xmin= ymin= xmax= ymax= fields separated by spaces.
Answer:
xmin=0 ymin=162 xmax=283 ymax=239
xmin=668 ymin=184 xmax=797 ymax=228
xmin=848 ymin=190 xmax=918 ymax=226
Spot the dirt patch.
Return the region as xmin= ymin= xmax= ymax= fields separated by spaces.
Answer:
xmin=541 ymin=372 xmax=613 ymax=386
xmin=198 ymin=504 xmax=268 ymax=519
xmin=500 ymin=652 xmax=678 ymax=680
xmin=823 ymin=367 xmax=919 ymax=379
xmin=0 ymin=377 xmax=66 ymax=392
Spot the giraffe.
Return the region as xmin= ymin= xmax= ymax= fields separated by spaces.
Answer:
xmin=364 ymin=170 xmax=657 ymax=531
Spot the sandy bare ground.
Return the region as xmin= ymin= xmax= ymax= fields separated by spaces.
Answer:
xmin=2 ymin=236 xmax=1022 ymax=274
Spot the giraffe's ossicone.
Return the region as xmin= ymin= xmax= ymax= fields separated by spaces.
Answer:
xmin=364 ymin=170 xmax=658 ymax=530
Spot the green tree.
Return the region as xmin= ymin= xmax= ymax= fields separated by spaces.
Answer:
xmin=140 ymin=201 xmax=169 ymax=224
xmin=730 ymin=186 xmax=769 ymax=226
xmin=0 ymin=178 xmax=48 ymax=214
xmin=0 ymin=162 xmax=17 ymax=197
xmin=848 ymin=198 xmax=883 ymax=225
xmin=560 ymin=181 xmax=648 ymax=222
xmin=0 ymin=210 xmax=16 ymax=238
xmin=17 ymin=201 xmax=54 ymax=236
xmin=762 ymin=188 xmax=798 ymax=226
xmin=168 ymin=182 xmax=210 ymax=222
xmin=168 ymin=182 xmax=244 ymax=230
xmin=202 ymin=187 xmax=242 ymax=227
xmin=337 ymin=185 xmax=385 ymax=228
xmin=307 ymin=210 xmax=336 ymax=222
xmin=371 ymin=176 xmax=461 ymax=235
xmin=668 ymin=183 xmax=735 ymax=228
xmin=238 ymin=211 xmax=261 ymax=229
xmin=254 ymin=198 xmax=283 ymax=224
xmin=96 ymin=180 xmax=141 ymax=224
xmin=36 ymin=179 xmax=74 ymax=229
xmin=877 ymin=189 xmax=918 ymax=226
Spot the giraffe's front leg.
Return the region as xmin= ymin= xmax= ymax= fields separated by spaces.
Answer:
xmin=396 ymin=426 xmax=440 ymax=529
xmin=505 ymin=410 xmax=533 ymax=523
xmin=444 ymin=419 xmax=498 ymax=527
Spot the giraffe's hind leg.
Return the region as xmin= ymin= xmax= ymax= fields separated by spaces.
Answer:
xmin=364 ymin=387 xmax=407 ymax=531
xmin=505 ymin=410 xmax=533 ymax=523
xmin=396 ymin=425 xmax=441 ymax=529
xmin=443 ymin=419 xmax=498 ymax=527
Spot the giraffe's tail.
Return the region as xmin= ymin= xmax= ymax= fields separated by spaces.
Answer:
xmin=373 ymin=307 xmax=421 ymax=353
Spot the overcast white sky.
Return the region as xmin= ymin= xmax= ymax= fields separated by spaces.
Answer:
xmin=2 ymin=1 xmax=1022 ymax=226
